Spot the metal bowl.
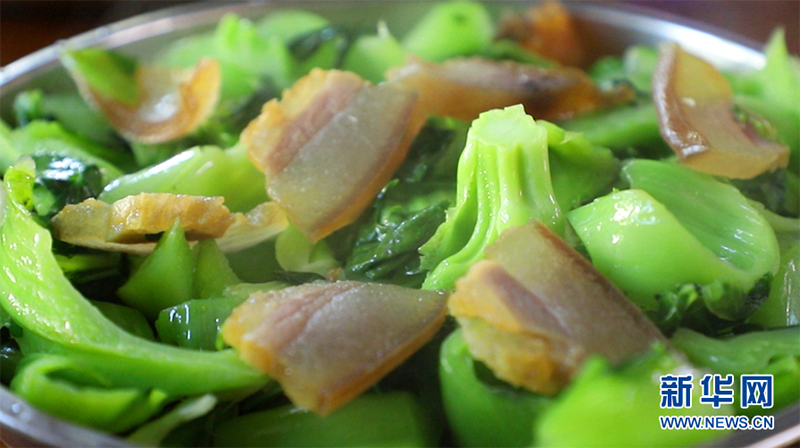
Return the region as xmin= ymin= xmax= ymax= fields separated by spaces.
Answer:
xmin=0 ymin=1 xmax=797 ymax=447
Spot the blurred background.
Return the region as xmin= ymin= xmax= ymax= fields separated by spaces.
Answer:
xmin=1 ymin=0 xmax=798 ymax=65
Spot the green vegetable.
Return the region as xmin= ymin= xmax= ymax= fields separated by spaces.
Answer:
xmin=421 ymin=105 xmax=564 ymax=290
xmin=12 ymin=90 xmax=123 ymax=151
xmin=622 ymin=45 xmax=659 ymax=93
xmin=8 ymin=120 xmax=125 ymax=185
xmin=213 ymin=392 xmax=439 ymax=447
xmin=732 ymin=169 xmax=798 ymax=217
xmin=672 ymin=327 xmax=800 ymax=414
xmin=100 ymin=145 xmax=267 ymax=213
xmin=11 ymin=354 xmax=169 ymax=433
xmin=55 ymin=251 xmax=121 ymax=285
xmin=346 ymin=201 xmax=448 ymax=287
xmin=0 ymin=161 xmax=267 ymax=399
xmin=735 ymin=29 xmax=800 ymax=175
xmin=748 ymin=238 xmax=799 ymax=328
xmin=156 ymin=297 xmax=244 ymax=351
xmin=193 ymin=239 xmax=241 ymax=300
xmin=401 ymin=1 xmax=494 ymax=62
xmin=61 ymin=48 xmax=139 ymax=106
xmin=569 ymin=160 xmax=780 ymax=312
xmin=589 ymin=45 xmax=658 ymax=93
xmin=479 ymin=40 xmax=557 ymax=67
xmin=650 ymin=276 xmax=771 ymax=336
xmin=289 ymin=26 xmax=352 ymax=76
xmin=117 ymin=221 xmax=195 ymax=320
xmin=439 ymin=329 xmax=549 ymax=447
xmin=255 ymin=10 xmax=329 ymax=43
xmin=159 ymin=13 xmax=294 ymax=102
xmin=29 ymin=153 xmax=103 ymax=218
xmin=0 ymin=342 xmax=23 ymax=385
xmin=540 ymin=120 xmax=619 ymax=212
xmin=225 ymin=238 xmax=282 ymax=283
xmin=339 ymin=118 xmax=465 ymax=287
xmin=0 ymin=119 xmax=22 ymax=170
xmin=90 ymin=300 xmax=154 ymax=341
xmin=341 ymin=23 xmax=407 ymax=83
xmin=275 ymin=225 xmax=339 ymax=278
xmin=535 ymin=348 xmax=731 ymax=447
xmin=128 ymin=394 xmax=218 ymax=446
xmin=558 ymin=102 xmax=670 ymax=158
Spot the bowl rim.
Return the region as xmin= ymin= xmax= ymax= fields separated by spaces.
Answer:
xmin=0 ymin=1 xmax=795 ymax=448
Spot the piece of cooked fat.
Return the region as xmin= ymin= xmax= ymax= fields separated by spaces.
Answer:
xmin=242 ymin=69 xmax=423 ymax=243
xmin=64 ymin=55 xmax=221 ymax=144
xmin=222 ymin=281 xmax=448 ymax=416
xmin=448 ymin=220 xmax=666 ymax=394
xmin=387 ymin=57 xmax=634 ymax=122
xmin=52 ymin=193 xmax=288 ymax=255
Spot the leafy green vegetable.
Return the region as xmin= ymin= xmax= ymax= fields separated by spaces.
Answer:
xmin=536 ymin=348 xmax=732 ymax=447
xmin=440 ymin=329 xmax=549 ymax=447
xmin=337 ymin=118 xmax=465 ymax=287
xmin=341 ymin=23 xmax=407 ymax=83
xmin=421 ymin=105 xmax=564 ymax=290
xmin=748 ymin=234 xmax=799 ymax=328
xmin=61 ymin=48 xmax=139 ymax=106
xmin=732 ymin=168 xmax=798 ymax=217
xmin=346 ymin=201 xmax=448 ymax=287
xmin=733 ymin=29 xmax=800 ymax=175
xmin=479 ymin=40 xmax=557 ymax=67
xmin=589 ymin=45 xmax=658 ymax=93
xmin=117 ymin=221 xmax=195 ymax=320
xmin=558 ymin=102 xmax=671 ymax=159
xmin=90 ymin=300 xmax=154 ymax=341
xmin=0 ymin=161 xmax=268 ymax=400
xmin=55 ymin=251 xmax=121 ymax=285
xmin=275 ymin=225 xmax=339 ymax=278
xmin=289 ymin=26 xmax=352 ymax=75
xmin=569 ymin=160 xmax=780 ymax=313
xmin=0 ymin=342 xmax=23 ymax=385
xmin=401 ymin=1 xmax=494 ymax=62
xmin=11 ymin=353 xmax=169 ymax=433
xmin=255 ymin=10 xmax=329 ymax=43
xmin=651 ymin=276 xmax=771 ymax=336
xmin=213 ymin=392 xmax=439 ymax=447
xmin=28 ymin=154 xmax=102 ymax=218
xmin=540 ymin=120 xmax=619 ymax=212
xmin=672 ymin=327 xmax=800 ymax=414
xmin=159 ymin=13 xmax=294 ymax=102
xmin=12 ymin=90 xmax=123 ymax=150
xmin=156 ymin=297 xmax=246 ymax=351
xmin=193 ymin=239 xmax=240 ymax=300
xmin=100 ymin=145 xmax=267 ymax=213
xmin=12 ymin=89 xmax=46 ymax=127
xmin=8 ymin=120 xmax=125 ymax=185
xmin=155 ymin=282 xmax=285 ymax=352
xmin=128 ymin=394 xmax=217 ymax=446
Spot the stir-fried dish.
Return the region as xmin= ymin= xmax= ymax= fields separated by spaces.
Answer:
xmin=1 ymin=1 xmax=798 ymax=446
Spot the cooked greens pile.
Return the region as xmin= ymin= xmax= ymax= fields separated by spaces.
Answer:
xmin=1 ymin=2 xmax=798 ymax=447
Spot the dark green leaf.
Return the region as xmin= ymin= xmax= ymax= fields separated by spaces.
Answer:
xmin=30 ymin=154 xmax=103 ymax=218
xmin=272 ymin=271 xmax=327 ymax=286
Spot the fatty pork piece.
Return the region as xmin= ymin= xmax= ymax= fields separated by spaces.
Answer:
xmin=653 ymin=43 xmax=789 ymax=179
xmin=242 ymin=69 xmax=422 ymax=243
xmin=52 ymin=193 xmax=288 ymax=255
xmin=449 ymin=220 xmax=666 ymax=395
xmin=496 ymin=0 xmax=586 ymax=67
xmin=222 ymin=281 xmax=447 ymax=415
xmin=63 ymin=53 xmax=220 ymax=144
xmin=387 ymin=57 xmax=634 ymax=122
